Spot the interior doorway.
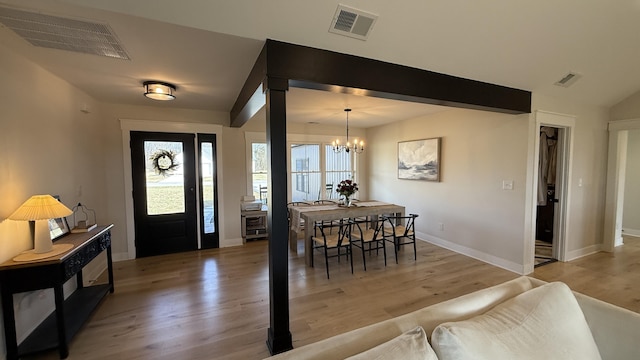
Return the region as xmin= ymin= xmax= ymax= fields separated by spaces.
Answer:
xmin=604 ymin=119 xmax=640 ymax=251
xmin=531 ymin=111 xmax=575 ymax=269
xmin=535 ymin=126 xmax=559 ymax=266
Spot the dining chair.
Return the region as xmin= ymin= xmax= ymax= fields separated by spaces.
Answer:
xmin=259 ymin=185 xmax=268 ymax=204
xmin=350 ymin=217 xmax=386 ymax=271
xmin=314 ymin=199 xmax=338 ymax=205
xmin=325 ymin=183 xmax=334 ymax=199
xmin=311 ymin=219 xmax=353 ymax=279
xmin=382 ymin=214 xmax=419 ymax=263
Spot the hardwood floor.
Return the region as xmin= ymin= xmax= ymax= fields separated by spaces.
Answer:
xmin=533 ymin=235 xmax=640 ymax=313
xmin=26 ymin=236 xmax=640 ymax=360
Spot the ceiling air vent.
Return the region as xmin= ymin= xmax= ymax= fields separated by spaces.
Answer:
xmin=0 ymin=5 xmax=130 ymax=60
xmin=329 ymin=5 xmax=378 ymax=41
xmin=554 ymin=72 xmax=582 ymax=88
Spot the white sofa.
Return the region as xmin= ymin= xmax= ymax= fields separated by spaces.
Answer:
xmin=266 ymin=276 xmax=640 ymax=359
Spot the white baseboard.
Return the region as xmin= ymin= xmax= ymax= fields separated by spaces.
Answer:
xmin=84 ymin=258 xmax=107 ymax=285
xmin=112 ymin=252 xmax=131 ymax=262
xmin=565 ymin=244 xmax=601 ymax=261
xmin=417 ymin=232 xmax=526 ymax=275
xmin=220 ymin=237 xmax=244 ymax=247
xmin=622 ymin=228 xmax=640 ymax=238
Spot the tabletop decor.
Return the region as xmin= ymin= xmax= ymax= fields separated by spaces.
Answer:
xmin=336 ymin=179 xmax=358 ymax=207
xmin=8 ymin=194 xmax=73 ymax=260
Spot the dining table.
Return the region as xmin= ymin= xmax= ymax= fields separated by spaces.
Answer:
xmin=288 ymin=201 xmax=405 ymax=266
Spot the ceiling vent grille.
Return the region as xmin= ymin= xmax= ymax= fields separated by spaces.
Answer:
xmin=554 ymin=72 xmax=582 ymax=88
xmin=0 ymin=6 xmax=130 ymax=60
xmin=329 ymin=5 xmax=378 ymax=40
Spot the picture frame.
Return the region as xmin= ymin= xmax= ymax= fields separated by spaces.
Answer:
xmin=49 ymin=195 xmax=71 ymax=241
xmin=398 ymin=137 xmax=441 ymax=181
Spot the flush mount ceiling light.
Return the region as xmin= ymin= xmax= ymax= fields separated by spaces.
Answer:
xmin=143 ymin=81 xmax=176 ymax=101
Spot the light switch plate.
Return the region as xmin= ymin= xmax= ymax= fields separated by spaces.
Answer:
xmin=502 ymin=180 xmax=514 ymax=190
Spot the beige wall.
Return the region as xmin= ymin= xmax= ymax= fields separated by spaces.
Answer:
xmin=366 ymin=94 xmax=610 ymax=273
xmin=623 ymin=130 xmax=640 ymax=234
xmin=0 ymin=43 xmax=108 ymax=351
xmin=533 ymin=94 xmax=610 ymax=255
xmin=367 ymin=109 xmax=530 ymax=271
xmin=610 ymin=90 xmax=640 ymax=236
xmin=611 ymin=90 xmax=640 ymax=120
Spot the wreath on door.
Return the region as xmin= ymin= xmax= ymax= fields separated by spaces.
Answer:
xmin=150 ymin=149 xmax=179 ymax=176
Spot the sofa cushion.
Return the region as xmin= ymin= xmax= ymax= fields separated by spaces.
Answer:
xmin=431 ymin=282 xmax=601 ymax=360
xmin=345 ymin=326 xmax=438 ymax=360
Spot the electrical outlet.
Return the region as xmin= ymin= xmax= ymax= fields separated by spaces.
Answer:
xmin=502 ymin=180 xmax=514 ymax=190
xmin=438 ymin=222 xmax=444 ymax=231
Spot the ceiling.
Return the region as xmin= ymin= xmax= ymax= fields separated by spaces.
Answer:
xmin=1 ymin=0 xmax=639 ymax=128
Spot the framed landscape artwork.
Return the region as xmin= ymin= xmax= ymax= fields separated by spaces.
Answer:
xmin=398 ymin=138 xmax=441 ymax=181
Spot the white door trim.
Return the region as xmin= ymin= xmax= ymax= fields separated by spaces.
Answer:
xmin=524 ymin=110 xmax=575 ymax=273
xmin=120 ymin=119 xmax=224 ymax=260
xmin=603 ymin=118 xmax=640 ymax=251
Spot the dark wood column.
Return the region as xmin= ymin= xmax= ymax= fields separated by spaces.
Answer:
xmin=265 ymin=76 xmax=293 ymax=355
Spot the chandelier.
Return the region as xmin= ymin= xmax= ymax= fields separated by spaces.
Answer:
xmin=332 ymin=108 xmax=364 ymax=154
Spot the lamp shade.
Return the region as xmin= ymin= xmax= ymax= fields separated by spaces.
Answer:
xmin=9 ymin=195 xmax=73 ymax=221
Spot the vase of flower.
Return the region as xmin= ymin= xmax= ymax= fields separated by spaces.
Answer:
xmin=336 ymin=179 xmax=358 ymax=207
xmin=344 ymin=195 xmax=352 ymax=207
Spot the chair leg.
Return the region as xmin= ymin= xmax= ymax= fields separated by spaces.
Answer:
xmin=412 ymin=235 xmax=417 ymax=261
xmin=394 ymin=237 xmax=399 ymax=264
xmin=381 ymin=240 xmax=387 ymax=266
xmin=349 ymin=244 xmax=354 ymax=274
xmin=311 ymin=244 xmax=315 ymax=268
xmin=324 ymin=246 xmax=330 ymax=279
xmin=361 ymin=240 xmax=367 ymax=271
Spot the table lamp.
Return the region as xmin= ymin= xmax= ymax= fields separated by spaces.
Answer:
xmin=8 ymin=194 xmax=74 ymax=261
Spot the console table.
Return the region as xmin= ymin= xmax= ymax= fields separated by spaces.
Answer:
xmin=0 ymin=224 xmax=114 ymax=359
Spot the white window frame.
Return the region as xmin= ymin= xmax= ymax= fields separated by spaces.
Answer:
xmin=245 ymin=132 xmax=360 ymax=202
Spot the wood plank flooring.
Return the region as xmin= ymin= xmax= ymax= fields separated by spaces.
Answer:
xmin=25 ymin=236 xmax=640 ymax=360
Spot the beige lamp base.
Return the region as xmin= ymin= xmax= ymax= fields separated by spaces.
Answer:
xmin=12 ymin=243 xmax=74 ymax=262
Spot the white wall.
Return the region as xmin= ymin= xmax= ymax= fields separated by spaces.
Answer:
xmin=623 ymin=130 xmax=640 ymax=235
xmin=0 ymin=43 xmax=108 ymax=356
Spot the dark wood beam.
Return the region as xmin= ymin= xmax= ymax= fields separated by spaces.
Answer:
xmin=230 ymin=40 xmax=531 ymax=127
xmin=264 ymin=77 xmax=293 ymax=355
xmin=230 ymin=45 xmax=267 ymax=128
xmin=265 ymin=39 xmax=530 ymax=114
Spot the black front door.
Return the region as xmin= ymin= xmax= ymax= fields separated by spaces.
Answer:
xmin=130 ymin=131 xmax=197 ymax=257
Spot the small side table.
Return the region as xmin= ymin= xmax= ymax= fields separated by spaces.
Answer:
xmin=0 ymin=224 xmax=114 ymax=359
xmin=241 ymin=209 xmax=268 ymax=241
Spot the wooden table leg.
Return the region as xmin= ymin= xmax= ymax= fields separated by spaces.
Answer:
xmin=54 ymin=285 xmax=69 ymax=359
xmin=1 ymin=286 xmax=18 ymax=360
xmin=289 ymin=229 xmax=297 ymax=252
